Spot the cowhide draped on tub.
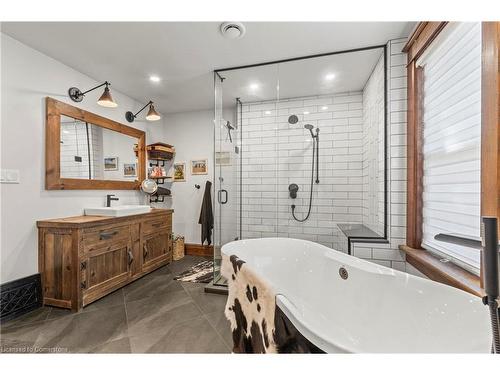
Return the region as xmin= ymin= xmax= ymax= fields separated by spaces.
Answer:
xmin=221 ymin=254 xmax=324 ymax=353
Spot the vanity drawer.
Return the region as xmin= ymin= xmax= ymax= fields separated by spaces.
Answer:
xmin=82 ymin=224 xmax=131 ymax=252
xmin=142 ymin=215 xmax=171 ymax=235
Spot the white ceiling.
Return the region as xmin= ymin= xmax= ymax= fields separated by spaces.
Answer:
xmin=220 ymin=47 xmax=384 ymax=104
xmin=1 ymin=22 xmax=413 ymax=113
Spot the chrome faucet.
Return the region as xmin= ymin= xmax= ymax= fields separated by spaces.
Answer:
xmin=106 ymin=194 xmax=119 ymax=207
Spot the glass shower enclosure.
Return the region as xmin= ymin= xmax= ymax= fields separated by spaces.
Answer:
xmin=212 ymin=46 xmax=387 ymax=286
xmin=213 ymin=74 xmax=242 ymax=286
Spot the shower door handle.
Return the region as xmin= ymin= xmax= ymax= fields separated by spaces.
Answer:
xmin=218 ymin=189 xmax=228 ymax=204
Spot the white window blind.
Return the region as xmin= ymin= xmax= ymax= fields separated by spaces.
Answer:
xmin=417 ymin=22 xmax=482 ymax=273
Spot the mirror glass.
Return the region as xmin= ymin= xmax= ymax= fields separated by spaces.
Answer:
xmin=60 ymin=115 xmax=139 ymax=181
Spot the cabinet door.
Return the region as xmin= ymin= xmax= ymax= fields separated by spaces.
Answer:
xmin=142 ymin=231 xmax=171 ymax=273
xmin=82 ymin=240 xmax=132 ymax=306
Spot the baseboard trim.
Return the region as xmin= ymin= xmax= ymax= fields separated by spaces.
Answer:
xmin=184 ymin=243 xmax=213 ymax=257
xmin=0 ymin=274 xmax=42 ymax=323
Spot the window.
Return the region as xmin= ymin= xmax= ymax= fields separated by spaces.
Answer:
xmin=416 ymin=22 xmax=482 ymax=273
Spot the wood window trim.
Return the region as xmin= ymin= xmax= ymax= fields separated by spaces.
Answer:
xmin=404 ymin=22 xmax=500 ymax=294
xmin=46 ymin=97 xmax=146 ymax=190
xmin=400 ymin=245 xmax=483 ymax=297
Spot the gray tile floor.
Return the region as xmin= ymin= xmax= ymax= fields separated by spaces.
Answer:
xmin=0 ymin=256 xmax=232 ymax=353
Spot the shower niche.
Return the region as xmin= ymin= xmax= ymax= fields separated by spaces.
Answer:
xmin=212 ymin=46 xmax=387 ymax=286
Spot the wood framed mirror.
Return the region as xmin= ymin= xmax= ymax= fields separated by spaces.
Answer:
xmin=45 ymin=97 xmax=146 ymax=190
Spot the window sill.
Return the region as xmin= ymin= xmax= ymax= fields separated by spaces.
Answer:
xmin=399 ymin=245 xmax=483 ymax=297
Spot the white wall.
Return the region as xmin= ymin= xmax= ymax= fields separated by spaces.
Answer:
xmin=0 ymin=33 xmax=161 ymax=283
xmin=159 ymin=110 xmax=214 ymax=244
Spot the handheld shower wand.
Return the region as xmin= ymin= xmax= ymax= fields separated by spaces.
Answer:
xmin=303 ymin=124 xmax=319 ymax=184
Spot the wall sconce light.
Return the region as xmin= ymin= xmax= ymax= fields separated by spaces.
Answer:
xmin=125 ymin=101 xmax=161 ymax=122
xmin=68 ymin=81 xmax=118 ymax=108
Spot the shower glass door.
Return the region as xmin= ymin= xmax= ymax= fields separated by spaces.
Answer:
xmin=213 ymin=73 xmax=241 ymax=286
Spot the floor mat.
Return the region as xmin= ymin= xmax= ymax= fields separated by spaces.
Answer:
xmin=173 ymin=260 xmax=217 ymax=283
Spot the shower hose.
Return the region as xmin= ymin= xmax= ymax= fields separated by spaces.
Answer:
xmin=292 ymin=138 xmax=316 ymax=222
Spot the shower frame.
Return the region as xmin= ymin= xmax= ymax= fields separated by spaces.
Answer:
xmin=213 ymin=43 xmax=390 ymax=264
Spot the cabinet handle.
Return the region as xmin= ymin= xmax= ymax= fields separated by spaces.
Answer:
xmin=100 ymin=230 xmax=118 ymax=240
xmin=143 ymin=244 xmax=149 ymax=259
xmin=152 ymin=222 xmax=163 ymax=228
xmin=127 ymin=248 xmax=134 ymax=266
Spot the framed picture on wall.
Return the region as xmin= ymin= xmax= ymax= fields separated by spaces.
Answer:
xmin=123 ymin=163 xmax=137 ymax=177
xmin=104 ymin=157 xmax=118 ymax=171
xmin=191 ymin=159 xmax=208 ymax=175
xmin=173 ymin=162 xmax=186 ymax=182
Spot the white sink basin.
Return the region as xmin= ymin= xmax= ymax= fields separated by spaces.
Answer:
xmin=84 ymin=205 xmax=151 ymax=217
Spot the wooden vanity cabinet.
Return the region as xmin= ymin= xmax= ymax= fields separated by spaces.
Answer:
xmin=37 ymin=209 xmax=173 ymax=311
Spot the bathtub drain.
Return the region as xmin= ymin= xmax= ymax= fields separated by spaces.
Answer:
xmin=339 ymin=267 xmax=348 ymax=280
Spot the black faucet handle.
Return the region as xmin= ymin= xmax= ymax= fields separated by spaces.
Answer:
xmin=106 ymin=194 xmax=119 ymax=207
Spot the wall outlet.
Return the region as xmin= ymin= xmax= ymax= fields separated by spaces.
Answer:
xmin=0 ymin=169 xmax=20 ymax=184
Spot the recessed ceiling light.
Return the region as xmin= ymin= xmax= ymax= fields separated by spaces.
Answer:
xmin=325 ymin=73 xmax=335 ymax=81
xmin=321 ymin=106 xmax=329 ymax=110
xmin=303 ymin=111 xmax=310 ymax=115
xmin=220 ymin=22 xmax=246 ymax=39
xmin=249 ymin=83 xmax=259 ymax=90
xmin=264 ymin=110 xmax=272 ymax=115
xmin=149 ymin=75 xmax=161 ymax=83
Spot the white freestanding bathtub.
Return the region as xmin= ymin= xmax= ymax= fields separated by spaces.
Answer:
xmin=221 ymin=238 xmax=491 ymax=353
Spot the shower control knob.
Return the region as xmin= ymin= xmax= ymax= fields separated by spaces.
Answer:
xmin=288 ymin=183 xmax=299 ymax=199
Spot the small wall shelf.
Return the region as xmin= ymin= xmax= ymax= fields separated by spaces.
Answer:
xmin=149 ymin=176 xmax=173 ymax=184
xmin=149 ymin=159 xmax=169 ymax=167
xmin=147 ymin=143 xmax=175 ymax=193
xmin=150 ymin=194 xmax=172 ymax=203
xmin=147 ymin=143 xmax=175 ymax=162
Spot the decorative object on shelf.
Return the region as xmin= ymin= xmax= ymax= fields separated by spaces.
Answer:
xmin=215 ymin=151 xmax=231 ymax=166
xmin=191 ymin=159 xmax=208 ymax=175
xmin=104 ymin=157 xmax=118 ymax=171
xmin=147 ymin=142 xmax=175 ymax=160
xmin=68 ymin=81 xmax=117 ymax=108
xmin=125 ymin=100 xmax=161 ymax=122
xmin=140 ymin=179 xmax=158 ymax=200
xmin=173 ymin=162 xmax=186 ymax=182
xmin=150 ymin=186 xmax=171 ymax=203
xmin=154 ymin=186 xmax=171 ymax=196
xmin=148 ymin=165 xmax=167 ymax=178
xmin=123 ymin=163 xmax=137 ymax=177
xmin=172 ymin=234 xmax=185 ymax=261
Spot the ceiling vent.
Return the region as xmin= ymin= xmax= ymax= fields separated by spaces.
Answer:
xmin=220 ymin=22 xmax=246 ymax=39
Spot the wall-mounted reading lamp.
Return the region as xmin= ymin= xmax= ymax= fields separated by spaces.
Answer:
xmin=125 ymin=101 xmax=161 ymax=122
xmin=68 ymin=81 xmax=118 ymax=108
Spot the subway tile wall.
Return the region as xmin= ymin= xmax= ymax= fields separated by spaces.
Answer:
xmin=351 ymin=38 xmax=408 ymax=270
xmin=240 ymin=91 xmax=368 ymax=248
xmin=362 ymin=53 xmax=385 ymax=236
xmin=60 ymin=122 xmax=103 ymax=179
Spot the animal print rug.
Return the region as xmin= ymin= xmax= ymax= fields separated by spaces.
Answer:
xmin=221 ymin=254 xmax=323 ymax=353
xmin=173 ymin=260 xmax=217 ymax=283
